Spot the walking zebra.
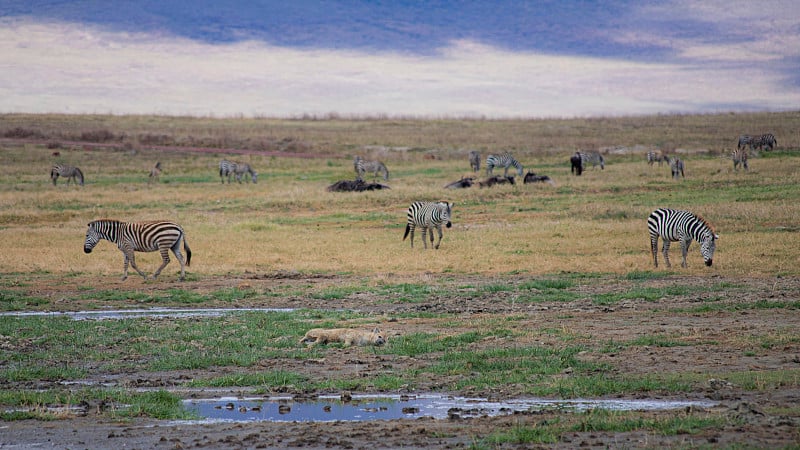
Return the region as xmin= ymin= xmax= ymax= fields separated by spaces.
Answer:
xmin=647 ymin=208 xmax=718 ymax=268
xmin=570 ymin=152 xmax=583 ymax=176
xmin=50 ymin=164 xmax=84 ymax=186
xmin=670 ymin=158 xmax=685 ymax=179
xmin=646 ymin=150 xmax=670 ymax=166
xmin=403 ymin=201 xmax=453 ymax=249
xmin=732 ymin=148 xmax=748 ymax=171
xmin=486 ymin=153 xmax=523 ymax=177
xmin=354 ymin=156 xmax=389 ymax=181
xmin=468 ymin=150 xmax=481 ymax=172
xmin=148 ymin=161 xmax=162 ymax=184
xmin=579 ymin=151 xmax=605 ymax=170
xmin=84 ymin=219 xmax=192 ymax=281
xmin=750 ymin=133 xmax=777 ymax=152
xmin=231 ymin=162 xmax=257 ymax=183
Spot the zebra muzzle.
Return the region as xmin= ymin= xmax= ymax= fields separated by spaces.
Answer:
xmin=705 ymin=259 xmax=712 ymax=267
xmin=446 ymin=221 xmax=452 ymax=228
xmin=84 ymin=247 xmax=93 ymax=254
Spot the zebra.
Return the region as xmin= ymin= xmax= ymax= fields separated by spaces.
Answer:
xmin=231 ymin=162 xmax=257 ymax=183
xmin=579 ymin=151 xmax=605 ymax=170
xmin=732 ymin=148 xmax=748 ymax=172
xmin=750 ymin=133 xmax=777 ymax=152
xmin=737 ymin=134 xmax=752 ymax=151
xmin=646 ymin=150 xmax=670 ymax=166
xmin=647 ymin=208 xmax=718 ymax=268
xmin=148 ymin=161 xmax=162 ymax=184
xmin=84 ymin=219 xmax=192 ymax=281
xmin=403 ymin=201 xmax=453 ymax=249
xmin=570 ymin=152 xmax=583 ymax=176
xmin=670 ymin=158 xmax=685 ymax=179
xmin=468 ymin=150 xmax=481 ymax=172
xmin=354 ymin=156 xmax=389 ymax=181
xmin=50 ymin=164 xmax=84 ymax=186
xmin=219 ymin=159 xmax=237 ymax=183
xmin=486 ymin=153 xmax=523 ymax=177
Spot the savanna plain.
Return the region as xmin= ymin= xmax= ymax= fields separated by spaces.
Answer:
xmin=0 ymin=112 xmax=799 ymax=448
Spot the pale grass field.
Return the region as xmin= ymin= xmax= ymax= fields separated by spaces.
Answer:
xmin=1 ymin=133 xmax=797 ymax=280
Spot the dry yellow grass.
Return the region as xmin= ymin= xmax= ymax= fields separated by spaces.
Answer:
xmin=1 ymin=113 xmax=798 ymax=279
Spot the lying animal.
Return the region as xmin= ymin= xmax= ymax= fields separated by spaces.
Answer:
xmin=327 ymin=179 xmax=390 ymax=192
xmin=299 ymin=327 xmax=386 ymax=347
xmin=523 ymin=171 xmax=555 ymax=186
xmin=478 ymin=175 xmax=515 ymax=188
xmin=444 ymin=177 xmax=474 ymax=189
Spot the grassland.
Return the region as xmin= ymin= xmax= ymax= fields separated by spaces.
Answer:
xmin=0 ymin=112 xmax=799 ymax=448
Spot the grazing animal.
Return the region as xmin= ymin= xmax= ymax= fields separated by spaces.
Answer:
xmin=732 ymin=148 xmax=748 ymax=172
xmin=647 ymin=208 xmax=718 ymax=268
xmin=750 ymin=133 xmax=777 ymax=152
xmin=646 ymin=150 xmax=670 ymax=166
xmin=478 ymin=175 xmax=515 ymax=188
xmin=84 ymin=219 xmax=192 ymax=281
xmin=219 ymin=159 xmax=237 ymax=183
xmin=579 ymin=151 xmax=605 ymax=170
xmin=444 ymin=177 xmax=474 ymax=189
xmin=486 ymin=153 xmax=523 ymax=177
xmin=403 ymin=201 xmax=453 ymax=249
xmin=670 ymin=158 xmax=685 ymax=179
xmin=327 ymin=179 xmax=390 ymax=192
xmin=231 ymin=162 xmax=257 ymax=183
xmin=50 ymin=164 xmax=84 ymax=186
xmin=523 ymin=171 xmax=555 ymax=185
xmin=737 ymin=134 xmax=752 ymax=151
xmin=570 ymin=152 xmax=583 ymax=176
xmin=354 ymin=156 xmax=389 ymax=181
xmin=468 ymin=150 xmax=481 ymax=172
xmin=299 ymin=328 xmax=386 ymax=347
xmin=148 ymin=161 xmax=162 ymax=184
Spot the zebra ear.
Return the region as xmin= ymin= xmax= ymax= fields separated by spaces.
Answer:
xmin=714 ymin=234 xmax=720 ymax=240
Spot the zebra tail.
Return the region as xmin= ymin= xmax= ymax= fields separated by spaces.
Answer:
xmin=76 ymin=167 xmax=84 ymax=184
xmin=184 ymin=238 xmax=192 ymax=267
xmin=403 ymin=223 xmax=411 ymax=241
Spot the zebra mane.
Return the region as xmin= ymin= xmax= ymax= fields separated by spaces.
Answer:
xmin=693 ymin=213 xmax=716 ymax=235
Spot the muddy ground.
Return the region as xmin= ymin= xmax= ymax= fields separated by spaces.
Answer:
xmin=2 ymin=273 xmax=800 ymax=449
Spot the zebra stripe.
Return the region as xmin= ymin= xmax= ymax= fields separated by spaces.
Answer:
xmin=732 ymin=148 xmax=748 ymax=171
xmin=647 ymin=208 xmax=718 ymax=268
xmin=646 ymin=150 xmax=670 ymax=166
xmin=579 ymin=151 xmax=605 ymax=170
xmin=403 ymin=201 xmax=453 ymax=249
xmin=354 ymin=156 xmax=389 ymax=181
xmin=468 ymin=150 xmax=481 ymax=172
xmin=219 ymin=159 xmax=236 ymax=183
xmin=670 ymin=158 xmax=685 ymax=179
xmin=50 ymin=164 xmax=84 ymax=186
xmin=84 ymin=219 xmax=192 ymax=281
xmin=737 ymin=134 xmax=752 ymax=151
xmin=486 ymin=153 xmax=523 ymax=177
xmin=750 ymin=133 xmax=777 ymax=152
xmin=232 ymin=162 xmax=257 ymax=183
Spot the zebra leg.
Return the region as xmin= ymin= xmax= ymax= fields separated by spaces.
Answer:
xmin=434 ymin=225 xmax=443 ymax=249
xmin=661 ymin=240 xmax=672 ymax=268
xmin=428 ymin=228 xmax=435 ymax=249
xmin=680 ymin=239 xmax=691 ymax=268
xmin=421 ymin=226 xmax=429 ymax=249
xmin=152 ymin=248 xmax=172 ymax=279
xmin=171 ymin=242 xmax=187 ymax=281
xmin=650 ymin=236 xmax=659 ymax=268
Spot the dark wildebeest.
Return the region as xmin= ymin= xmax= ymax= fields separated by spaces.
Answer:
xmin=570 ymin=152 xmax=583 ymax=176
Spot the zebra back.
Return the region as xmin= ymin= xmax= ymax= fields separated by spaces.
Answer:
xmin=486 ymin=153 xmax=523 ymax=176
xmin=737 ymin=135 xmax=752 ymax=150
xmin=580 ymin=151 xmax=604 ymax=170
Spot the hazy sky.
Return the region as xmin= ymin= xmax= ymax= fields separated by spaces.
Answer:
xmin=1 ymin=1 xmax=799 ymax=118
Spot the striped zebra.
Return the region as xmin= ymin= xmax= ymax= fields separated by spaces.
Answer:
xmin=737 ymin=134 xmax=752 ymax=151
xmin=403 ymin=201 xmax=453 ymax=249
xmin=579 ymin=151 xmax=605 ymax=170
xmin=670 ymin=158 xmax=685 ymax=179
xmin=84 ymin=219 xmax=192 ymax=281
xmin=354 ymin=156 xmax=389 ymax=181
xmin=732 ymin=148 xmax=748 ymax=171
xmin=646 ymin=150 xmax=670 ymax=166
xmin=50 ymin=164 xmax=84 ymax=186
xmin=468 ymin=150 xmax=481 ymax=172
xmin=647 ymin=208 xmax=718 ymax=268
xmin=750 ymin=133 xmax=777 ymax=152
xmin=219 ymin=159 xmax=236 ymax=183
xmin=231 ymin=162 xmax=257 ymax=183
xmin=148 ymin=161 xmax=162 ymax=184
xmin=486 ymin=153 xmax=523 ymax=177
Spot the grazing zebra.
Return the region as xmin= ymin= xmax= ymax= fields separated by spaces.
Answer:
xmin=670 ymin=158 xmax=685 ymax=179
xmin=570 ymin=152 xmax=583 ymax=176
xmin=647 ymin=208 xmax=718 ymax=268
xmin=486 ymin=153 xmax=523 ymax=177
xmin=732 ymin=148 xmax=748 ymax=171
xmin=737 ymin=134 xmax=752 ymax=151
xmin=84 ymin=219 xmax=192 ymax=281
xmin=750 ymin=133 xmax=777 ymax=152
xmin=580 ymin=151 xmax=605 ymax=170
xmin=468 ymin=150 xmax=481 ymax=172
xmin=403 ymin=201 xmax=453 ymax=249
xmin=219 ymin=159 xmax=237 ymax=183
xmin=231 ymin=162 xmax=257 ymax=183
xmin=148 ymin=161 xmax=162 ymax=184
xmin=354 ymin=156 xmax=389 ymax=181
xmin=50 ymin=164 xmax=84 ymax=186
xmin=646 ymin=150 xmax=670 ymax=166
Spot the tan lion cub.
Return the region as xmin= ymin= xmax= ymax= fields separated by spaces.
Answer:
xmin=299 ymin=327 xmax=386 ymax=347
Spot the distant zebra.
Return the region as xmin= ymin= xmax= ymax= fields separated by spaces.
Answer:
xmin=50 ymin=164 xmax=84 ymax=186
xmin=84 ymin=219 xmax=192 ymax=281
xmin=486 ymin=153 xmax=523 ymax=177
xmin=148 ymin=161 xmax=162 ymax=184
xmin=232 ymin=162 xmax=257 ymax=183
xmin=670 ymin=158 xmax=685 ymax=179
xmin=219 ymin=159 xmax=236 ymax=183
xmin=646 ymin=150 xmax=670 ymax=166
xmin=570 ymin=152 xmax=583 ymax=176
xmin=732 ymin=148 xmax=748 ymax=172
xmin=580 ymin=151 xmax=604 ymax=170
xmin=737 ymin=134 xmax=753 ymax=151
xmin=647 ymin=208 xmax=718 ymax=268
xmin=354 ymin=156 xmax=389 ymax=181
xmin=750 ymin=133 xmax=777 ymax=152
xmin=403 ymin=201 xmax=453 ymax=249
xmin=468 ymin=150 xmax=481 ymax=172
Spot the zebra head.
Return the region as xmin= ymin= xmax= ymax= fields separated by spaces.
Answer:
xmin=84 ymin=222 xmax=101 ymax=254
xmin=250 ymin=170 xmax=258 ymax=183
xmin=438 ymin=201 xmax=453 ymax=228
xmin=700 ymin=232 xmax=719 ymax=267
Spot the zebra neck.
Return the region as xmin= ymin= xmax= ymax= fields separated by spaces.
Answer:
xmin=96 ymin=220 xmax=123 ymax=241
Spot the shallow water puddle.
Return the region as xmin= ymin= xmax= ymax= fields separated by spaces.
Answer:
xmin=1 ymin=307 xmax=293 ymax=320
xmin=182 ymin=394 xmax=717 ymax=423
